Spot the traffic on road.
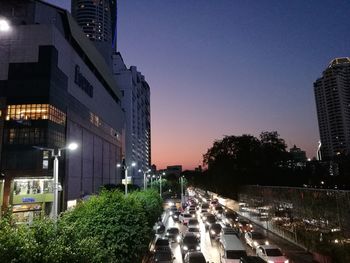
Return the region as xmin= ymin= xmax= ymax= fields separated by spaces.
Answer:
xmin=148 ymin=187 xmax=311 ymax=263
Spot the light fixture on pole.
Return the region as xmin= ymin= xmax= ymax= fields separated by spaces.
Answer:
xmin=181 ymin=176 xmax=184 ymax=206
xmin=33 ymin=142 xmax=78 ymax=221
xmin=117 ymin=160 xmax=136 ymax=195
xmin=0 ymin=18 xmax=10 ymax=32
xmin=151 ymin=174 xmax=156 ymax=186
xmin=160 ymin=172 xmax=165 ymax=197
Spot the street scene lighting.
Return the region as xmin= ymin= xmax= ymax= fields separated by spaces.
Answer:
xmin=0 ymin=18 xmax=10 ymax=32
xmin=116 ymin=160 xmax=136 ymax=195
xmin=67 ymin=142 xmax=78 ymax=151
xmin=33 ymin=142 xmax=78 ymax=221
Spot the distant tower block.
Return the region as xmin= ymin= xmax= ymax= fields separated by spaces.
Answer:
xmin=314 ymin=57 xmax=350 ymax=160
xmin=71 ymin=0 xmax=117 ymax=63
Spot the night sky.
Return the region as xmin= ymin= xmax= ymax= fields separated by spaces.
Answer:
xmin=46 ymin=0 xmax=350 ymax=169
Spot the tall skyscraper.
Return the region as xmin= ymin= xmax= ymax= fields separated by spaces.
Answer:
xmin=71 ymin=0 xmax=117 ymax=63
xmin=113 ymin=53 xmax=151 ymax=186
xmin=314 ymin=58 xmax=350 ymax=160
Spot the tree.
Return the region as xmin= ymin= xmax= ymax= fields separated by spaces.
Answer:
xmin=199 ymin=131 xmax=292 ymax=195
xmin=259 ymin=131 xmax=288 ymax=167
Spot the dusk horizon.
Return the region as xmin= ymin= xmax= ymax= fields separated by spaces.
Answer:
xmin=46 ymin=0 xmax=350 ymax=170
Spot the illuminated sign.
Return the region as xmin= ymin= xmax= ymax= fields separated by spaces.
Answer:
xmin=22 ymin=197 xmax=36 ymax=203
xmin=74 ymin=65 xmax=94 ymax=97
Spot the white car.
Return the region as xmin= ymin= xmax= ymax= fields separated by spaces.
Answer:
xmin=245 ymin=232 xmax=269 ymax=249
xmin=256 ymin=245 xmax=289 ymax=263
xmin=179 ymin=213 xmax=193 ymax=225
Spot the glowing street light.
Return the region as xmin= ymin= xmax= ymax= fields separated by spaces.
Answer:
xmin=0 ymin=18 xmax=10 ymax=32
xmin=33 ymin=142 xmax=79 ymax=221
xmin=116 ymin=160 xmax=136 ymax=195
xmin=160 ymin=172 xmax=165 ymax=197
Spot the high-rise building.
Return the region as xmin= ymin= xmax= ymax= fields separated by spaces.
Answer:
xmin=71 ymin=0 xmax=117 ymax=64
xmin=0 ymin=0 xmax=124 ymax=222
xmin=113 ymin=53 xmax=151 ymax=186
xmin=314 ymin=58 xmax=350 ymax=160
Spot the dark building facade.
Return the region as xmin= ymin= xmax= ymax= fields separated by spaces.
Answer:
xmin=314 ymin=58 xmax=350 ymax=160
xmin=0 ymin=0 xmax=124 ymax=222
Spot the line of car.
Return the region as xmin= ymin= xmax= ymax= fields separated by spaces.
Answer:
xmin=150 ymin=188 xmax=289 ymax=263
xmin=193 ymin=189 xmax=290 ymax=263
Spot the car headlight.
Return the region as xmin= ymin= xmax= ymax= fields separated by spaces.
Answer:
xmin=249 ymin=224 xmax=253 ymax=228
xmin=192 ymin=215 xmax=196 ymax=218
xmin=265 ymin=240 xmax=269 ymax=245
xmin=166 ymin=233 xmax=169 ymax=236
xmin=196 ymin=246 xmax=201 ymax=250
xmin=210 ymin=230 xmax=216 ymax=235
xmin=168 ymin=202 xmax=174 ymax=206
xmin=183 ymin=246 xmax=188 ymax=251
xmin=253 ymin=241 xmax=258 ymax=246
xmin=174 ymin=215 xmax=178 ymax=218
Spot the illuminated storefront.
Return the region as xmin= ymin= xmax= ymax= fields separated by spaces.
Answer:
xmin=11 ymin=178 xmax=53 ymax=223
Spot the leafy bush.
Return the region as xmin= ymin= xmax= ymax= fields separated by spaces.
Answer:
xmin=0 ymin=189 xmax=162 ymax=263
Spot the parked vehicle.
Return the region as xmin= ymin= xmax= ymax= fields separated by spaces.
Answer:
xmin=244 ymin=232 xmax=269 ymax=249
xmin=256 ymin=245 xmax=289 ymax=263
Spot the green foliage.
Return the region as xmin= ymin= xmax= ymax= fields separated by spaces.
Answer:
xmin=199 ymin=131 xmax=291 ymax=196
xmin=0 ymin=189 xmax=162 ymax=263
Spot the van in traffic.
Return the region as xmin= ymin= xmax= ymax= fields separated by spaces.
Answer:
xmin=219 ymin=234 xmax=247 ymax=263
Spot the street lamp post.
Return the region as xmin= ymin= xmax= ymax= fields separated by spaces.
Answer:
xmin=139 ymin=168 xmax=151 ymax=190
xmin=181 ymin=176 xmax=184 ymax=205
xmin=33 ymin=142 xmax=78 ymax=221
xmin=160 ymin=172 xmax=165 ymax=197
xmin=151 ymin=174 xmax=156 ymax=186
xmin=117 ymin=160 xmax=136 ymax=195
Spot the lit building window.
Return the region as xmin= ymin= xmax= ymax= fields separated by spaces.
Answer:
xmin=5 ymin=104 xmax=66 ymax=125
xmin=90 ymin=112 xmax=101 ymax=127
